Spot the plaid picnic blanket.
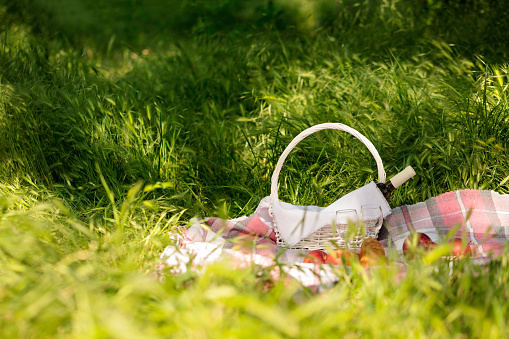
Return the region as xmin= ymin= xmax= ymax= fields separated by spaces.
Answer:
xmin=159 ymin=190 xmax=509 ymax=288
xmin=159 ymin=197 xmax=340 ymax=288
xmin=384 ymin=189 xmax=509 ymax=258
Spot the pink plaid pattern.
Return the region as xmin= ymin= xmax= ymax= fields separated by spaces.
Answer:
xmin=207 ymin=214 xmax=277 ymax=243
xmin=384 ymin=190 xmax=509 ymax=257
xmin=194 ymin=213 xmax=278 ymax=257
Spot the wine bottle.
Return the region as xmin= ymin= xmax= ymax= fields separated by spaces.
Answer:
xmin=376 ymin=166 xmax=416 ymax=201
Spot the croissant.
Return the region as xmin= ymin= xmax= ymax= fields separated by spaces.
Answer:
xmin=360 ymin=238 xmax=385 ymax=256
xmin=360 ymin=252 xmax=389 ymax=267
xmin=359 ymin=238 xmax=388 ymax=267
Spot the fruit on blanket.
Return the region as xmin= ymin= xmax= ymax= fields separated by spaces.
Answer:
xmin=359 ymin=238 xmax=388 ymax=267
xmin=303 ymin=250 xmax=328 ymax=264
xmin=448 ymin=238 xmax=471 ymax=257
xmin=402 ymin=232 xmax=436 ymax=259
xmin=325 ymin=248 xmax=359 ymax=266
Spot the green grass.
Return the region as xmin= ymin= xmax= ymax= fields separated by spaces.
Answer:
xmin=2 ymin=0 xmax=509 ymax=337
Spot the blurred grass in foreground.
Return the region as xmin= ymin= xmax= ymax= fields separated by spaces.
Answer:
xmin=1 ymin=192 xmax=509 ymax=337
xmin=1 ymin=0 xmax=509 ymax=337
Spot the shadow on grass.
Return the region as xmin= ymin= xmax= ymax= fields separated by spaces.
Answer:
xmin=3 ymin=0 xmax=509 ymax=62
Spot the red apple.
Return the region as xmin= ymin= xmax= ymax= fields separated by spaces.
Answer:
xmin=325 ymin=248 xmax=359 ymax=266
xmin=402 ymin=232 xmax=436 ymax=259
xmin=448 ymin=238 xmax=471 ymax=257
xmin=303 ymin=250 xmax=328 ymax=264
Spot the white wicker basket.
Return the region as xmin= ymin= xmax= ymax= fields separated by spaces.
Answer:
xmin=268 ymin=123 xmax=387 ymax=250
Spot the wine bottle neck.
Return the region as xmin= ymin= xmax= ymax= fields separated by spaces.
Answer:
xmin=376 ymin=166 xmax=416 ymax=201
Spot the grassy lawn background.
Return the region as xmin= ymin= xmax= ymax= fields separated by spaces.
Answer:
xmin=1 ymin=0 xmax=509 ymax=337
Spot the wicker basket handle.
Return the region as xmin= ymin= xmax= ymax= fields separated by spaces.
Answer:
xmin=270 ymin=123 xmax=386 ymax=202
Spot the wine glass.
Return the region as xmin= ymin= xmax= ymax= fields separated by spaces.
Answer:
xmin=361 ymin=204 xmax=383 ymax=238
xmin=335 ymin=209 xmax=359 ymax=248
